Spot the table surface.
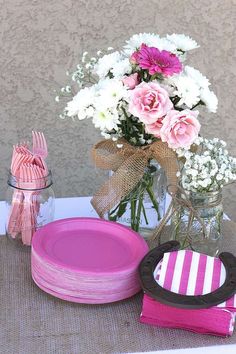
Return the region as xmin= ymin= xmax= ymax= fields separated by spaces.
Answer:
xmin=0 ymin=196 xmax=97 ymax=235
xmin=0 ymin=196 xmax=235 ymax=354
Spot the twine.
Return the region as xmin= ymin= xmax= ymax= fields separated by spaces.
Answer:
xmin=151 ymin=185 xmax=222 ymax=242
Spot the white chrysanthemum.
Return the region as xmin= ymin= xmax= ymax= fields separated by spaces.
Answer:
xmin=96 ymin=78 xmax=128 ymax=107
xmin=200 ymin=88 xmax=218 ymax=113
xmin=170 ymin=74 xmax=201 ymax=108
xmin=66 ymin=86 xmax=95 ymax=119
xmin=124 ymin=33 xmax=177 ymax=54
xmin=93 ymin=51 xmax=122 ymax=78
xmin=111 ymin=58 xmax=132 ymax=78
xmin=166 ymin=34 xmax=199 ymax=51
xmin=123 ymin=32 xmax=160 ymax=54
xmin=185 ymin=66 xmax=210 ymax=88
xmin=92 ymin=107 xmax=120 ymax=131
xmin=154 ymin=37 xmax=177 ymax=52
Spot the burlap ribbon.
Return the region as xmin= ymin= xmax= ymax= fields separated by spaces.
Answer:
xmin=91 ymin=138 xmax=179 ymax=218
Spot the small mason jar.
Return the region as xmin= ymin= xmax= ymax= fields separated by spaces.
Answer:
xmin=167 ymin=188 xmax=223 ymax=256
xmin=6 ymin=171 xmax=55 ymax=246
xmin=107 ymin=160 xmax=167 ymax=238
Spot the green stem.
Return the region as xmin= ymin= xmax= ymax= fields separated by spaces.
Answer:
xmin=121 ymin=107 xmax=132 ymax=139
xmin=133 ymin=190 xmax=144 ymax=231
xmin=130 ymin=198 xmax=137 ymax=230
xmin=142 ymin=203 xmax=148 ymax=225
xmin=146 ymin=185 xmax=161 ymax=220
xmin=109 ymin=199 xmax=128 ymax=221
xmin=109 ymin=203 xmax=122 ymax=217
xmin=216 ymin=210 xmax=223 ymax=234
xmin=117 ymin=201 xmax=128 ymax=218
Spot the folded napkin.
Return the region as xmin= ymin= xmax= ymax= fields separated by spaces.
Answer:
xmin=140 ymin=250 xmax=236 ymax=336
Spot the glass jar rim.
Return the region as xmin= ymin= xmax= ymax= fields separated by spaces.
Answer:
xmin=167 ymin=184 xmax=222 ymax=197
xmin=7 ymin=170 xmax=53 ymax=190
xmin=167 ymin=184 xmax=222 ymax=208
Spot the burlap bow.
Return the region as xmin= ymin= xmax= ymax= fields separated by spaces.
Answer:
xmin=91 ymin=138 xmax=179 ymax=218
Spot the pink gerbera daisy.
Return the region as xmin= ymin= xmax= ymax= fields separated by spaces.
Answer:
xmin=137 ymin=44 xmax=182 ymax=76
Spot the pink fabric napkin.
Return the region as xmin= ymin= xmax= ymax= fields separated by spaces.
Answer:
xmin=140 ymin=250 xmax=236 ymax=336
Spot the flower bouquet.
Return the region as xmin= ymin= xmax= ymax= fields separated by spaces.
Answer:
xmin=56 ymin=32 xmax=225 ymax=237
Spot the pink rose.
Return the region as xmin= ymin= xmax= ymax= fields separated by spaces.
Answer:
xmin=122 ymin=73 xmax=139 ymax=90
xmin=128 ymin=82 xmax=173 ymax=124
xmin=160 ymin=109 xmax=201 ymax=149
xmin=145 ymin=118 xmax=163 ymax=138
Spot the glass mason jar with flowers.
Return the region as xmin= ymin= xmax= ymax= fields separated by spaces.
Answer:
xmin=107 ymin=160 xmax=167 ymax=236
xmin=56 ymin=33 xmax=219 ymax=236
xmin=165 ymin=137 xmax=236 ymax=256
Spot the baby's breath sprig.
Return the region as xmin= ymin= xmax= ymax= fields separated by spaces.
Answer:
xmin=55 ymin=51 xmax=101 ymax=118
xmin=176 ymin=137 xmax=236 ymax=192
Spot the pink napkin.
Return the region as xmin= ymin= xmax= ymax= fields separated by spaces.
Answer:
xmin=140 ymin=250 xmax=236 ymax=336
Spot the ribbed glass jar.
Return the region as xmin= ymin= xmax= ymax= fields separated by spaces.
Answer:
xmin=6 ymin=171 xmax=55 ymax=246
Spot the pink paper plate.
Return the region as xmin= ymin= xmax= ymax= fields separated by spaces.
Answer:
xmin=32 ymin=262 xmax=141 ymax=295
xmin=32 ymin=273 xmax=141 ymax=304
xmin=31 ymin=217 xmax=148 ymax=304
xmin=32 ymin=217 xmax=148 ymax=275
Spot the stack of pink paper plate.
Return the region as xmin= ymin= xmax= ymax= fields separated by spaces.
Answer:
xmin=31 ymin=217 xmax=148 ymax=304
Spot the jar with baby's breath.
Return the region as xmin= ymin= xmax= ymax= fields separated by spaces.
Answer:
xmin=162 ymin=137 xmax=236 ymax=256
xmin=161 ymin=187 xmax=223 ymax=256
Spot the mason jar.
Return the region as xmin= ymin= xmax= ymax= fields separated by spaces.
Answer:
xmin=6 ymin=171 xmax=55 ymax=246
xmin=107 ymin=160 xmax=167 ymax=239
xmin=167 ymin=189 xmax=223 ymax=256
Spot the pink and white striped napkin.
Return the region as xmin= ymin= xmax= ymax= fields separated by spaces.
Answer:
xmin=140 ymin=250 xmax=236 ymax=336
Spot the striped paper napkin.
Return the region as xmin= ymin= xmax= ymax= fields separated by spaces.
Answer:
xmin=140 ymin=250 xmax=236 ymax=336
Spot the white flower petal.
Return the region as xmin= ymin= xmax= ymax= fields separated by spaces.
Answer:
xmin=169 ymin=74 xmax=201 ymax=108
xmin=200 ymin=88 xmax=218 ymax=113
xmin=185 ymin=66 xmax=210 ymax=88
xmin=111 ymin=58 xmax=132 ymax=78
xmin=123 ymin=32 xmax=160 ymax=54
xmin=66 ymin=86 xmax=95 ymax=118
xmin=93 ymin=51 xmax=123 ymax=78
xmin=167 ymin=34 xmax=199 ymax=51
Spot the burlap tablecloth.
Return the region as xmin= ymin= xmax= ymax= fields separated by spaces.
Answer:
xmin=1 ymin=221 xmax=236 ymax=354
